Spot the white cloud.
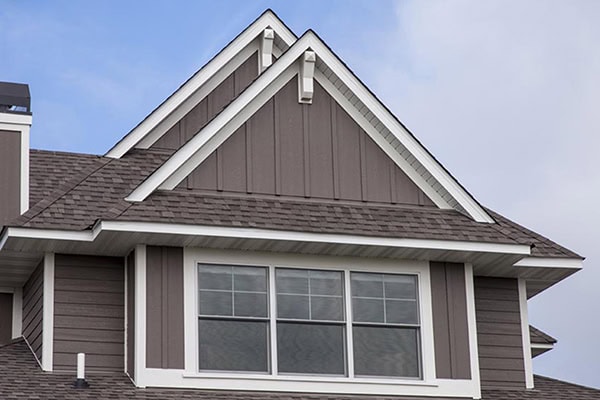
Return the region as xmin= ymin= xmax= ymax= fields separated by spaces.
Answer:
xmin=358 ymin=0 xmax=600 ymax=387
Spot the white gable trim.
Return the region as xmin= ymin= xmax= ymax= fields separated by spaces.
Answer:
xmin=123 ymin=30 xmax=493 ymax=223
xmin=513 ymin=257 xmax=583 ymax=269
xmin=105 ymin=10 xmax=296 ymax=159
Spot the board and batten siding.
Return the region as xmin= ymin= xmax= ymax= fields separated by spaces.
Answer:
xmin=0 ymin=129 xmax=21 ymax=226
xmin=179 ymin=76 xmax=435 ymax=207
xmin=153 ymin=52 xmax=258 ymax=150
xmin=430 ymin=262 xmax=471 ymax=380
xmin=53 ymin=254 xmax=124 ymax=373
xmin=146 ymin=246 xmax=185 ymax=369
xmin=22 ymin=260 xmax=43 ymax=362
xmin=474 ymin=277 xmax=526 ymax=389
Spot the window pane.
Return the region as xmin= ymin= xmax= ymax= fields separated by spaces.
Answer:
xmin=199 ymin=319 xmax=268 ymax=372
xmin=234 ymin=266 xmax=267 ymax=292
xmin=277 ymin=322 xmax=345 ymax=375
xmin=199 ymin=265 xmax=232 ymax=290
xmin=310 ymin=270 xmax=343 ymax=296
xmin=276 ymin=269 xmax=309 ymax=294
xmin=352 ymin=298 xmax=384 ymax=323
xmin=386 ymin=299 xmax=418 ymax=324
xmin=199 ymin=290 xmax=232 ymax=316
xmin=277 ymin=294 xmax=309 ymax=319
xmin=311 ymin=296 xmax=344 ymax=321
xmin=384 ymin=275 xmax=417 ymax=299
xmin=351 ymin=273 xmax=383 ymax=298
xmin=235 ymin=292 xmax=268 ymax=318
xmin=353 ymin=326 xmax=420 ymax=378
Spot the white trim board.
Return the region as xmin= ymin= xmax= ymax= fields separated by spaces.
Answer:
xmin=105 ymin=10 xmax=296 ymax=159
xmin=41 ymin=252 xmax=55 ymax=372
xmin=134 ymin=245 xmax=147 ymax=386
xmin=514 ymin=257 xmax=583 ymax=269
xmin=1 ymin=221 xmax=532 ymax=257
xmin=122 ymin=29 xmax=493 ymax=224
xmin=464 ymin=263 xmax=481 ymax=399
xmin=519 ymin=279 xmax=534 ymax=389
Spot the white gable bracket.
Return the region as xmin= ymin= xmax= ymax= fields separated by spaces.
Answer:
xmin=298 ymin=50 xmax=316 ymax=103
xmin=259 ymin=28 xmax=275 ymax=71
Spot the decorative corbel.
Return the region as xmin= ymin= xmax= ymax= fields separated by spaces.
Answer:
xmin=298 ymin=50 xmax=316 ymax=104
xmin=259 ymin=28 xmax=275 ymax=72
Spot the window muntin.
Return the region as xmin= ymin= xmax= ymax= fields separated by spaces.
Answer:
xmin=196 ymin=263 xmax=422 ymax=379
xmin=198 ymin=264 xmax=269 ymax=372
xmin=276 ymin=269 xmax=346 ymax=375
xmin=351 ymin=272 xmax=421 ymax=378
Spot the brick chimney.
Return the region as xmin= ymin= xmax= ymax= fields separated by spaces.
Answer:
xmin=0 ymin=82 xmax=31 ymax=226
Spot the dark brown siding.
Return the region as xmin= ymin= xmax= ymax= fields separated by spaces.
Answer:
xmin=22 ymin=261 xmax=43 ymax=361
xmin=430 ymin=262 xmax=471 ymax=379
xmin=181 ymin=77 xmax=434 ymax=206
xmin=126 ymin=251 xmax=135 ymax=378
xmin=0 ymin=293 xmax=13 ymax=345
xmin=153 ymin=52 xmax=258 ymax=150
xmin=0 ymin=129 xmax=21 ymax=226
xmin=53 ymin=255 xmax=124 ymax=373
xmin=475 ymin=277 xmax=525 ymax=389
xmin=146 ymin=246 xmax=184 ymax=369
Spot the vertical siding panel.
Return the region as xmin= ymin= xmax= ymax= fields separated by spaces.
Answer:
xmin=0 ymin=130 xmax=21 ymax=226
xmin=430 ymin=262 xmax=452 ymax=379
xmin=249 ymin=99 xmax=276 ymax=194
xmin=182 ymin=98 xmax=209 ymax=144
xmin=277 ymin=77 xmax=305 ymax=197
xmin=153 ymin=123 xmax=181 ymax=150
xmin=302 ymin=104 xmax=311 ymax=197
xmin=335 ymin=104 xmax=362 ymax=201
xmin=146 ymin=247 xmax=163 ymax=368
xmin=330 ymin=99 xmax=340 ymax=200
xmin=234 ymin=52 xmax=258 ymax=97
xmin=359 ymin=132 xmax=368 ymax=201
xmin=274 ymin=96 xmax=281 ymax=195
xmin=308 ymin=82 xmax=334 ymax=199
xmin=145 ymin=246 xmax=185 ymax=369
xmin=207 ymin=74 xmax=235 ymax=121
xmin=189 ymin=153 xmax=217 ymax=190
xmin=246 ymin=123 xmax=253 ymax=193
xmin=446 ymin=263 xmax=471 ymax=379
xmin=220 ymin=125 xmax=247 ymax=192
xmin=363 ymin=135 xmax=392 ymax=203
xmin=475 ymin=277 xmax=526 ymax=389
xmin=395 ymin=164 xmax=422 ymax=205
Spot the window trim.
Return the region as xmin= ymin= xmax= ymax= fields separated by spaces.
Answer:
xmin=184 ymin=248 xmax=437 ymax=386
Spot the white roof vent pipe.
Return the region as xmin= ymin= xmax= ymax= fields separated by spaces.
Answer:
xmin=73 ymin=353 xmax=90 ymax=389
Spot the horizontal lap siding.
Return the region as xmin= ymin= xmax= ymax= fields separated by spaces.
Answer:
xmin=22 ymin=261 xmax=43 ymax=361
xmin=53 ymin=255 xmax=124 ymax=373
xmin=474 ymin=277 xmax=525 ymax=389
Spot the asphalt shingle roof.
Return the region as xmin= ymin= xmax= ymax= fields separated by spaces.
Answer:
xmin=21 ymin=148 xmax=582 ymax=259
xmin=530 ymin=325 xmax=558 ymax=345
xmin=1 ymin=340 xmax=598 ymax=400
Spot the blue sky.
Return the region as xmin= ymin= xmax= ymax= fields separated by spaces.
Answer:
xmin=2 ymin=0 xmax=599 ymax=389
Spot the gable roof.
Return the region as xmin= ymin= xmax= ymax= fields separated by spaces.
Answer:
xmin=1 ymin=339 xmax=599 ymax=399
xmin=105 ymin=10 xmax=296 ymax=159
xmin=122 ymin=28 xmax=495 ymax=223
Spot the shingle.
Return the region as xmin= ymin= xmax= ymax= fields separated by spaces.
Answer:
xmin=16 ymin=149 xmax=582 ymax=260
xmin=530 ymin=325 xmax=558 ymax=345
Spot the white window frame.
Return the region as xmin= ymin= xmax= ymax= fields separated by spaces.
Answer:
xmin=141 ymin=247 xmax=485 ymax=397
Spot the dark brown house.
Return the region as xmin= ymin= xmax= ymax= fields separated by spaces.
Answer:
xmin=0 ymin=10 xmax=597 ymax=400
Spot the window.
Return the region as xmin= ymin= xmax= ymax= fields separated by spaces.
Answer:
xmin=198 ymin=264 xmax=269 ymax=372
xmin=196 ymin=263 xmax=422 ymax=379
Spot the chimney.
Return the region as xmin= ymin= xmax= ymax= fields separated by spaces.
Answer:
xmin=0 ymin=81 xmax=31 ymax=226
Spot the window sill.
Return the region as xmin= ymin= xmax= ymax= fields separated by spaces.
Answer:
xmin=181 ymin=372 xmax=435 ymax=387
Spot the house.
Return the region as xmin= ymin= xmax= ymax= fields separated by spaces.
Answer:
xmin=0 ymin=9 xmax=597 ymax=400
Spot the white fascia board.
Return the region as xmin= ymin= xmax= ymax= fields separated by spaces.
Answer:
xmin=531 ymin=343 xmax=554 ymax=349
xmin=99 ymin=220 xmax=531 ymax=255
xmin=126 ymin=34 xmax=316 ymax=200
xmin=303 ymin=35 xmax=494 ymax=223
xmin=514 ymin=257 xmax=583 ymax=269
xmin=105 ymin=11 xmax=296 ymax=159
xmin=0 ymin=113 xmax=33 ymax=126
xmin=1 ymin=227 xmax=94 ymax=245
xmin=519 ymin=279 xmax=534 ymax=389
